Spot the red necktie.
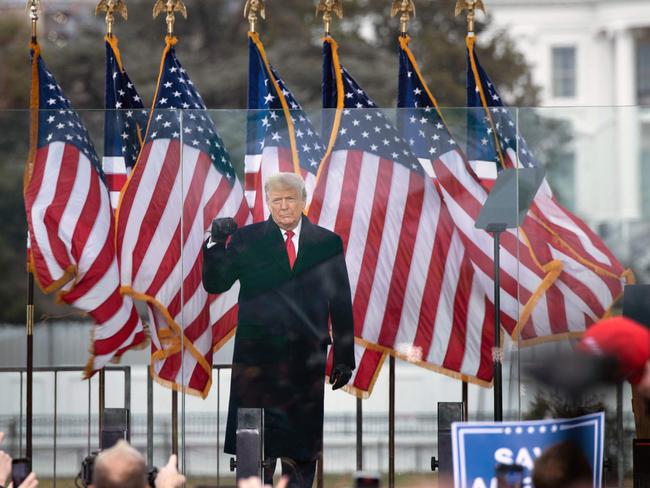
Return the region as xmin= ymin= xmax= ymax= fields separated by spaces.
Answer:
xmin=285 ymin=230 xmax=296 ymax=269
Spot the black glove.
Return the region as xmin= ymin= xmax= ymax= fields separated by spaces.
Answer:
xmin=330 ymin=364 xmax=352 ymax=390
xmin=210 ymin=217 xmax=237 ymax=245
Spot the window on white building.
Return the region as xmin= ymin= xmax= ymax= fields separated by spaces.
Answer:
xmin=637 ymin=39 xmax=650 ymax=105
xmin=551 ymin=47 xmax=576 ymax=98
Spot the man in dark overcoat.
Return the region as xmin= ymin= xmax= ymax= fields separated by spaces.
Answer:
xmin=202 ymin=172 xmax=355 ymax=487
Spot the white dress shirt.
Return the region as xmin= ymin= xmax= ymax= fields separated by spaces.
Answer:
xmin=283 ymin=219 xmax=302 ymax=256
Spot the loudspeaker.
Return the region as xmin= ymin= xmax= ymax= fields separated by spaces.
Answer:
xmin=235 ymin=408 xmax=264 ymax=482
xmin=623 ymin=285 xmax=650 ymax=330
xmin=634 ymin=439 xmax=650 ymax=488
xmin=437 ymin=402 xmax=465 ymax=477
xmin=101 ymin=408 xmax=130 ymax=449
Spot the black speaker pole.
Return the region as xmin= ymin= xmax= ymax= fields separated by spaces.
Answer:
xmin=172 ymin=390 xmax=178 ymax=456
xmin=147 ymin=371 xmax=154 ymax=466
xmin=462 ymin=381 xmax=468 ymax=421
xmin=26 ymin=271 xmax=34 ymax=462
xmin=99 ymin=370 xmax=106 ymax=448
xmin=490 ymin=226 xmax=505 ymax=422
xmin=356 ymin=397 xmax=363 ymax=470
xmin=473 ymin=168 xmax=544 ymax=422
xmin=389 ymin=356 xmax=395 ymax=488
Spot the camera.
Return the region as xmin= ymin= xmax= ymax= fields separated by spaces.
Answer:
xmin=147 ymin=466 xmax=159 ymax=488
xmin=76 ymin=452 xmax=98 ymax=488
xmin=12 ymin=458 xmax=31 ymax=487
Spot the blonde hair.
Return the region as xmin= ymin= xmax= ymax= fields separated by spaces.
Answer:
xmin=93 ymin=440 xmax=147 ymax=488
xmin=265 ymin=172 xmax=306 ymax=201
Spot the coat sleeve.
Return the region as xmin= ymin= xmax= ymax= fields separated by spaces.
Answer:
xmin=201 ymin=231 xmax=242 ymax=294
xmin=328 ymin=236 xmax=356 ymax=370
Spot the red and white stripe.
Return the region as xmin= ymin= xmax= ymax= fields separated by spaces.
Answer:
xmin=434 ymin=148 xmax=626 ymax=342
xmin=25 ymin=141 xmax=145 ymax=374
xmin=117 ymin=139 xmax=251 ymax=396
xmin=502 ymin=146 xmax=624 ymax=277
xmin=102 ymin=156 xmax=129 ymax=210
xmin=309 ymin=148 xmax=494 ymax=383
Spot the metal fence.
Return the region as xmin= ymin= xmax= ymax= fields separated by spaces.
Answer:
xmin=0 ymin=365 xmax=638 ymax=485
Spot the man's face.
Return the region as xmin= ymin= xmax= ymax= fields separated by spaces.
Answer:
xmin=637 ymin=360 xmax=650 ymax=398
xmin=267 ymin=186 xmax=306 ymax=231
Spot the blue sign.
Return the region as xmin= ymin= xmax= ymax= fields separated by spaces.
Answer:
xmin=451 ymin=412 xmax=604 ymax=488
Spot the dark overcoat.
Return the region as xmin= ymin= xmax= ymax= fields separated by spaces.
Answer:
xmin=202 ymin=215 xmax=355 ymax=461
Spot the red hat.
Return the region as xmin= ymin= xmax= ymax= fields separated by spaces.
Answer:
xmin=579 ymin=317 xmax=650 ymax=385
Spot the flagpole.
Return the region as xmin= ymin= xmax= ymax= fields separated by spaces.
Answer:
xmin=392 ymin=0 xmax=474 ymax=420
xmin=153 ymin=0 xmax=187 ymax=466
xmin=26 ymin=0 xmax=41 ymax=464
xmin=26 ymin=268 xmax=34 ymax=462
xmin=455 ymin=0 xmax=492 ymax=419
xmin=95 ymin=0 xmax=130 ymax=449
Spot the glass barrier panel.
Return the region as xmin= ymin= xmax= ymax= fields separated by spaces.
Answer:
xmin=0 ymin=106 xmax=643 ymax=485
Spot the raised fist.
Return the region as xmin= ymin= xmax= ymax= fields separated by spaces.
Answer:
xmin=211 ymin=217 xmax=238 ymax=244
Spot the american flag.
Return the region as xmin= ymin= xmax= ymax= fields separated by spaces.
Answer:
xmin=247 ymin=32 xmax=386 ymax=396
xmin=245 ymin=32 xmax=322 ymax=220
xmin=398 ymin=35 xmax=549 ymax=341
xmin=102 ymin=35 xmax=147 ymax=210
xmin=465 ymin=36 xmax=631 ymax=341
xmin=116 ymin=38 xmax=250 ymax=397
xmin=397 ymin=36 xmax=496 ymax=382
xmin=309 ymin=37 xmax=492 ymax=384
xmin=24 ymin=42 xmax=145 ymax=376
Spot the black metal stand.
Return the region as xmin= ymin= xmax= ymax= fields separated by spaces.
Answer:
xmin=26 ymin=271 xmax=34 ymax=462
xmin=474 ymin=168 xmax=544 ymax=422
xmin=488 ymin=224 xmax=506 ymax=422
xmin=172 ymin=390 xmax=178 ymax=455
xmin=356 ymin=397 xmax=363 ymax=470
xmin=389 ymin=356 xmax=395 ymax=488
xmin=462 ymin=382 xmax=468 ymax=421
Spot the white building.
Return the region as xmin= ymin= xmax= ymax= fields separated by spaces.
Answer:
xmin=486 ymin=0 xmax=650 ymax=224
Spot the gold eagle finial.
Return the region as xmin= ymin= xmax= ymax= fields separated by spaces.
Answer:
xmin=390 ymin=0 xmax=416 ymax=35
xmin=244 ymin=0 xmax=266 ymax=33
xmin=26 ymin=0 xmax=41 ymax=40
xmin=316 ymin=0 xmax=343 ymax=37
xmin=153 ymin=0 xmax=188 ymax=37
xmin=95 ymin=0 xmax=128 ymax=36
xmin=454 ymin=0 xmax=486 ymax=34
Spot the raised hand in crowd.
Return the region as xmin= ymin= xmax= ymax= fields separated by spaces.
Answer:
xmin=154 ymin=454 xmax=186 ymax=488
xmin=0 ymin=432 xmax=39 ymax=488
xmin=0 ymin=432 xmax=11 ymax=487
xmin=16 ymin=472 xmax=39 ymax=488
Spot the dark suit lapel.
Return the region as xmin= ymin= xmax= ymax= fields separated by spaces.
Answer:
xmin=264 ymin=217 xmax=293 ymax=274
xmin=293 ymin=214 xmax=314 ymax=274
